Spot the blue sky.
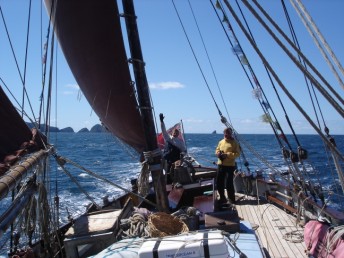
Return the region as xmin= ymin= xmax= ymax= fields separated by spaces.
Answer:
xmin=0 ymin=0 xmax=343 ymax=135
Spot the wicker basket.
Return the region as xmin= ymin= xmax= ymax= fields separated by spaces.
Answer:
xmin=147 ymin=212 xmax=189 ymax=237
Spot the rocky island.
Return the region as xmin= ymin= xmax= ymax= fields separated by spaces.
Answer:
xmin=25 ymin=123 xmax=107 ymax=133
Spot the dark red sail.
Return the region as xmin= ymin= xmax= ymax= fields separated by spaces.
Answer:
xmin=45 ymin=0 xmax=146 ymax=152
xmin=0 ymin=86 xmax=32 ymax=162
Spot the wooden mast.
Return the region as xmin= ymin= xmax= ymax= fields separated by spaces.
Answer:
xmin=121 ymin=0 xmax=169 ymax=212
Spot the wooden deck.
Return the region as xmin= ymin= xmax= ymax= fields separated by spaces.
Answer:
xmin=234 ymin=194 xmax=307 ymax=258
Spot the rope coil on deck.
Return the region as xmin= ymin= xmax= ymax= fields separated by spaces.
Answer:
xmin=324 ymin=225 xmax=344 ymax=254
xmin=120 ymin=212 xmax=150 ymax=238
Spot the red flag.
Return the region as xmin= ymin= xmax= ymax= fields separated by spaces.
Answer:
xmin=157 ymin=123 xmax=185 ymax=150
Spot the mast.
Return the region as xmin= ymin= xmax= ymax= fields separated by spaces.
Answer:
xmin=121 ymin=0 xmax=169 ymax=212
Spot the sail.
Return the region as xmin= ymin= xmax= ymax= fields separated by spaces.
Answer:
xmin=0 ymin=86 xmax=32 ymax=163
xmin=44 ymin=0 xmax=146 ymax=152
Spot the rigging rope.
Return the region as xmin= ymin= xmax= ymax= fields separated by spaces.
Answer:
xmin=213 ymin=0 xmax=292 ymax=151
xmin=37 ymin=183 xmax=54 ymax=257
xmin=171 ymin=0 xmax=223 ymax=119
xmin=243 ymin=0 xmax=344 ymax=193
xmin=53 ymin=154 xmax=101 ymax=210
xmin=21 ymin=0 xmax=32 ymax=118
xmin=247 ymin=0 xmax=344 ymax=111
xmin=291 ymin=0 xmax=344 ymax=90
xmin=44 ymin=22 xmax=56 ymax=136
xmin=187 ymin=0 xmax=231 ymax=121
xmin=214 ymin=1 xmax=308 ymax=188
xmin=174 ymin=0 xmax=257 ymax=174
xmin=324 ymin=225 xmax=344 ymax=255
xmin=0 ymin=3 xmax=37 ymax=124
xmin=285 ymin=0 xmax=344 ymax=197
xmin=54 ymin=154 xmax=157 ymax=208
xmin=216 ymin=0 xmax=343 ymax=199
xmin=183 ymin=0 xmax=255 ymax=173
xmin=222 ymin=0 xmax=344 ymax=163
xmin=38 ymin=0 xmax=55 ymax=128
xmin=281 ymin=0 xmax=326 ymax=137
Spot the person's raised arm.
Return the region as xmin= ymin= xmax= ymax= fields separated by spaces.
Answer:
xmin=160 ymin=113 xmax=169 ymax=141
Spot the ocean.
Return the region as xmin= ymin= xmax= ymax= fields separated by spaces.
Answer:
xmin=0 ymin=133 xmax=343 ymax=255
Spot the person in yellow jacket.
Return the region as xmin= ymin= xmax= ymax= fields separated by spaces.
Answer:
xmin=215 ymin=127 xmax=241 ymax=204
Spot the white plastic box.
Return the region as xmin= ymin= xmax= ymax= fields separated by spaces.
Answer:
xmin=138 ymin=230 xmax=230 ymax=258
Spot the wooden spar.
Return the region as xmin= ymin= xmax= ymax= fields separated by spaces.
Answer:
xmin=0 ymin=149 xmax=48 ymax=200
xmin=122 ymin=0 xmax=169 ymax=212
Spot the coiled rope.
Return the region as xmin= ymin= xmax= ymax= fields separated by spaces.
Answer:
xmin=324 ymin=225 xmax=344 ymax=255
xmin=120 ymin=212 xmax=150 ymax=238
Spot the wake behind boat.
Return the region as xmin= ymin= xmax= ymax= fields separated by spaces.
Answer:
xmin=0 ymin=0 xmax=344 ymax=257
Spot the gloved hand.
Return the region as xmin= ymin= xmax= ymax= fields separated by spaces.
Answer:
xmin=159 ymin=113 xmax=164 ymax=122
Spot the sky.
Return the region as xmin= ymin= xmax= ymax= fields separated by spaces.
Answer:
xmin=0 ymin=0 xmax=343 ymax=135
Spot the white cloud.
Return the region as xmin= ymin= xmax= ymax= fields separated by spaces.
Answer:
xmin=62 ymin=84 xmax=81 ymax=96
xmin=65 ymin=84 xmax=79 ymax=90
xmin=63 ymin=91 xmax=74 ymax=95
xmin=239 ymin=118 xmax=257 ymax=124
xmin=184 ymin=118 xmax=204 ymax=123
xmin=149 ymin=81 xmax=184 ymax=90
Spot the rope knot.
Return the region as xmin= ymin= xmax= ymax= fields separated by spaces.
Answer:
xmin=143 ymin=149 xmax=162 ymax=164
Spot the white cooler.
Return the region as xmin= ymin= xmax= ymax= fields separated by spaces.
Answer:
xmin=138 ymin=230 xmax=230 ymax=258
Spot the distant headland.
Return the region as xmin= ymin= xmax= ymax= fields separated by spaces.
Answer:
xmin=25 ymin=123 xmax=107 ymax=133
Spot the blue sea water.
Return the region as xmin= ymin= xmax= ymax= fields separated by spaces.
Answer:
xmin=0 ymin=133 xmax=343 ymax=255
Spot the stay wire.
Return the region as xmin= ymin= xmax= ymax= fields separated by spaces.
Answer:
xmin=248 ymin=0 xmax=344 ymax=115
xmin=288 ymin=0 xmax=339 ymax=137
xmin=21 ymin=0 xmax=32 ymax=118
xmin=212 ymin=0 xmax=289 ymax=172
xmin=212 ymin=4 xmax=311 ymax=202
xmin=55 ymin=155 xmax=157 ymax=208
xmin=187 ymin=0 xmax=230 ymax=121
xmin=222 ymin=0 xmax=344 ymax=162
xmin=53 ymin=154 xmax=100 ymax=209
xmin=213 ymin=0 xmax=289 ymax=151
xmin=44 ymin=27 xmax=55 ymax=136
xmin=0 ymin=3 xmax=37 ymax=125
xmin=280 ymin=0 xmax=331 ymax=192
xmin=281 ymin=0 xmax=323 ymax=130
xmin=233 ymin=0 xmax=296 ymax=149
xmin=171 ymin=0 xmax=223 ymax=118
xmin=245 ymin=0 xmax=344 ymax=174
xmin=244 ymin=0 xmax=299 ymax=148
xmin=239 ymin=0 xmax=333 ymax=195
xmin=210 ymin=1 xmax=254 ymax=97
xmin=291 ymin=0 xmax=344 ymax=90
xmin=183 ymin=0 xmax=250 ymax=169
xmin=38 ymin=0 xmax=54 ymax=129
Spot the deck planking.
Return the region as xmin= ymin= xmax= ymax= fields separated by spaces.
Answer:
xmin=234 ymin=194 xmax=307 ymax=258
